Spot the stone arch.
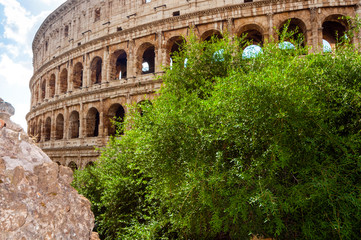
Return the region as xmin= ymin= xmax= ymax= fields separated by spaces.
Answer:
xmin=137 ymin=100 xmax=152 ymax=117
xmin=73 ymin=62 xmax=83 ymax=89
xmin=278 ymin=18 xmax=307 ymax=46
xmin=69 ymin=111 xmax=80 ymax=139
xmin=110 ymin=50 xmax=127 ymax=80
xmin=41 ymin=80 xmax=46 ymax=101
xmin=59 ymin=69 xmax=68 ymax=94
xmin=106 ymin=103 xmax=125 ymax=136
xmin=322 ymin=14 xmax=349 ymax=50
xmin=49 ymin=74 xmax=56 ymax=98
xmin=85 ymin=161 xmax=94 ymax=168
xmin=55 ymin=113 xmax=64 ymax=140
xmin=90 ymin=57 xmax=103 ymax=84
xmin=166 ymin=36 xmax=184 ymax=65
xmin=201 ymin=29 xmax=223 ymax=42
xmin=44 ymin=117 xmax=51 ymax=141
xmin=137 ymin=43 xmax=155 ymax=75
xmin=237 ymin=24 xmax=265 ymax=47
xmin=86 ymin=107 xmax=100 ymax=137
xmin=68 ymin=161 xmax=78 ymax=171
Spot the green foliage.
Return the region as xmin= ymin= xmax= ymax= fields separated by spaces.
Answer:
xmin=73 ymin=28 xmax=361 ymax=239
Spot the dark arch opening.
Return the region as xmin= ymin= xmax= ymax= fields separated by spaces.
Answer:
xmin=44 ymin=117 xmax=51 ymax=141
xmin=107 ymin=104 xmax=125 ymax=136
xmin=69 ymin=111 xmax=80 ymax=139
xmin=41 ymin=80 xmax=46 ymax=100
xmin=73 ymin=62 xmax=83 ymax=89
xmin=137 ymin=100 xmax=152 ymax=117
xmin=167 ymin=37 xmax=184 ymax=66
xmin=111 ymin=50 xmax=127 ymax=80
xmin=279 ymin=18 xmax=307 ymax=47
xmin=86 ymin=107 xmax=100 ymax=137
xmin=86 ymin=161 xmax=94 ymax=168
xmin=90 ymin=57 xmax=103 ymax=84
xmin=68 ymin=161 xmax=78 ymax=171
xmin=238 ymin=24 xmax=264 ymax=47
xmin=49 ymin=74 xmax=56 ymax=98
xmin=142 ymin=46 xmax=155 ymax=74
xmin=322 ymin=15 xmax=348 ymax=50
xmin=201 ymin=30 xmax=223 ymax=42
xmin=60 ymin=69 xmax=68 ymax=94
xmin=55 ymin=114 xmax=64 ymax=140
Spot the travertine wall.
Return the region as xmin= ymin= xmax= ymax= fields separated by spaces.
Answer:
xmin=27 ymin=0 xmax=361 ymax=169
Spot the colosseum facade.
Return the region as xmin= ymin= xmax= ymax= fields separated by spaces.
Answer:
xmin=27 ymin=0 xmax=361 ymax=170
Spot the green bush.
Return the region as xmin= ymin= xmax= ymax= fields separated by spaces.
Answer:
xmin=73 ymin=29 xmax=361 ymax=239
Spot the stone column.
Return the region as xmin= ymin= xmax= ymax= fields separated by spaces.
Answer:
xmin=51 ymin=111 xmax=55 ymax=140
xmin=127 ymin=40 xmax=136 ymax=79
xmin=156 ymin=31 xmax=164 ymax=73
xmin=266 ymin=13 xmax=274 ymax=42
xmin=103 ymin=47 xmax=110 ymax=82
xmin=68 ymin=63 xmax=73 ymax=92
xmin=79 ymin=103 xmax=85 ymax=138
xmin=84 ymin=54 xmax=90 ymax=88
xmin=63 ymin=106 xmax=69 ymax=140
xmin=310 ymin=7 xmax=321 ymax=52
xmin=99 ymin=100 xmax=104 ymax=137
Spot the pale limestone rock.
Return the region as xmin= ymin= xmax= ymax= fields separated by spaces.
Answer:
xmin=0 ymin=100 xmax=96 ymax=240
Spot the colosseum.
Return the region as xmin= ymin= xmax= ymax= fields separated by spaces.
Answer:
xmin=26 ymin=0 xmax=361 ymax=170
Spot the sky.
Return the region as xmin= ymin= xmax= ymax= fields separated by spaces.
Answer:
xmin=0 ymin=0 xmax=66 ymax=131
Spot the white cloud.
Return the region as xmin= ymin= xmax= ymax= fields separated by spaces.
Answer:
xmin=0 ymin=54 xmax=32 ymax=86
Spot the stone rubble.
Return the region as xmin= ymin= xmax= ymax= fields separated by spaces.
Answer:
xmin=0 ymin=98 xmax=99 ymax=240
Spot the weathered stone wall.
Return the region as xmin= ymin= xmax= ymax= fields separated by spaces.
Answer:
xmin=27 ymin=0 xmax=361 ymax=168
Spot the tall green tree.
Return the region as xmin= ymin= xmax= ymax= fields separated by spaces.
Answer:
xmin=74 ymin=29 xmax=361 ymax=239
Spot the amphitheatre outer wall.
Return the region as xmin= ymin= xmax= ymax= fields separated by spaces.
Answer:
xmin=27 ymin=0 xmax=361 ymax=170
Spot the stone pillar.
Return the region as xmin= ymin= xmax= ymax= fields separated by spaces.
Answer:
xmin=127 ymin=40 xmax=136 ymax=79
xmin=103 ymin=47 xmax=110 ymax=82
xmin=68 ymin=63 xmax=73 ymax=92
xmin=56 ymin=68 xmax=61 ymax=95
xmin=79 ymin=103 xmax=84 ymax=138
xmin=99 ymin=100 xmax=104 ymax=137
xmin=156 ymin=31 xmax=164 ymax=73
xmin=63 ymin=106 xmax=69 ymax=140
xmin=310 ymin=7 xmax=321 ymax=52
xmin=84 ymin=54 xmax=90 ymax=88
xmin=266 ymin=13 xmax=274 ymax=42
xmin=355 ymin=4 xmax=361 ymax=47
xmin=51 ymin=111 xmax=55 ymax=140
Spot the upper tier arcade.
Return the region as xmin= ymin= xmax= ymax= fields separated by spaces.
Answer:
xmin=27 ymin=0 xmax=361 ymax=169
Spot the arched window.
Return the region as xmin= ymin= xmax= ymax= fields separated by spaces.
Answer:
xmin=86 ymin=107 xmax=100 ymax=137
xmin=238 ymin=24 xmax=264 ymax=47
xmin=141 ymin=46 xmax=155 ymax=74
xmin=90 ymin=57 xmax=103 ymax=84
xmin=55 ymin=114 xmax=64 ymax=140
xmin=44 ymin=117 xmax=51 ymax=141
xmin=201 ymin=30 xmax=223 ymax=42
xmin=322 ymin=15 xmax=348 ymax=51
xmin=167 ymin=37 xmax=184 ymax=66
xmin=60 ymin=69 xmax=68 ymax=94
xmin=111 ymin=50 xmax=127 ymax=80
xmin=107 ymin=104 xmax=125 ymax=136
xmin=41 ymin=80 xmax=46 ymax=100
xmin=85 ymin=161 xmax=94 ymax=168
xmin=68 ymin=161 xmax=78 ymax=171
xmin=278 ymin=18 xmax=307 ymax=48
xmin=137 ymin=100 xmax=152 ymax=117
xmin=49 ymin=74 xmax=56 ymax=98
xmin=73 ymin=62 xmax=83 ymax=89
xmin=69 ymin=111 xmax=80 ymax=139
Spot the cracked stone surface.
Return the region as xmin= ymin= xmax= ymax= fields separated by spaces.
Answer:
xmin=0 ymin=100 xmax=98 ymax=240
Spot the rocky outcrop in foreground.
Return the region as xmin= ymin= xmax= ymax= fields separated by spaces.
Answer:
xmin=0 ymin=98 xmax=99 ymax=240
